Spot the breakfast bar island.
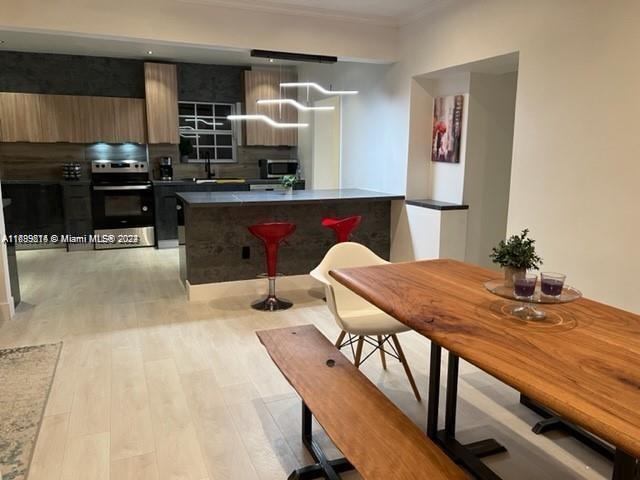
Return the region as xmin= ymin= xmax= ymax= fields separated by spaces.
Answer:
xmin=177 ymin=188 xmax=403 ymax=293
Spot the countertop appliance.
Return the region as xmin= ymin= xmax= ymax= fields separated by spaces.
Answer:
xmin=91 ymin=159 xmax=155 ymax=249
xmin=259 ymin=159 xmax=299 ymax=179
xmin=159 ymin=157 xmax=173 ymax=181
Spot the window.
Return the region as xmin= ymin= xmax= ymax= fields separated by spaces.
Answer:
xmin=178 ymin=101 xmax=237 ymax=163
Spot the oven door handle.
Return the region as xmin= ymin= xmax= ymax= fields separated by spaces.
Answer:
xmin=92 ymin=185 xmax=152 ymax=191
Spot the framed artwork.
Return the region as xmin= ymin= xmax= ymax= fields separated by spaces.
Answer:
xmin=431 ymin=94 xmax=464 ymax=163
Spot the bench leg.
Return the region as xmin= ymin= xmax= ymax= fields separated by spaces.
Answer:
xmin=288 ymin=402 xmax=354 ymax=480
xmin=428 ymin=346 xmax=507 ymax=480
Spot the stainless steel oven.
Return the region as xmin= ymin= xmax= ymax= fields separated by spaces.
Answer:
xmin=91 ymin=160 xmax=155 ymax=249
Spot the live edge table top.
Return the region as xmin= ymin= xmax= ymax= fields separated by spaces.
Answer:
xmin=330 ymin=259 xmax=640 ymax=458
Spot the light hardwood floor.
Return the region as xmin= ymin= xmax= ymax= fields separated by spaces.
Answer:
xmin=0 ymin=248 xmax=613 ymax=480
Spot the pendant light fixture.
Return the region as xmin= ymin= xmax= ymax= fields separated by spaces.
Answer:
xmin=184 ymin=118 xmax=223 ymax=127
xmin=256 ymin=98 xmax=334 ymax=112
xmin=280 ymin=82 xmax=358 ymax=96
xmin=227 ymin=114 xmax=308 ymax=129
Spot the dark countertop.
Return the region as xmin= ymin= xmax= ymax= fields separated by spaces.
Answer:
xmin=152 ymin=178 xmax=305 ymax=186
xmin=177 ymin=188 xmax=404 ymax=207
xmin=2 ymin=179 xmax=92 ymax=185
xmin=405 ymin=198 xmax=469 ymax=211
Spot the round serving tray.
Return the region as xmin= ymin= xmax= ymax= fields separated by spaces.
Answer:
xmin=484 ymin=279 xmax=582 ymax=304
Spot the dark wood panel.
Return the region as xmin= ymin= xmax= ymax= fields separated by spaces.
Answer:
xmin=330 ymin=259 xmax=640 ymax=458
xmin=183 ymin=199 xmax=391 ymax=284
xmin=257 ymin=325 xmax=468 ymax=480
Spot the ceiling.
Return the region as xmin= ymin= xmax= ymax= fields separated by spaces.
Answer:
xmin=179 ymin=0 xmax=450 ymax=26
xmin=0 ymin=29 xmax=291 ymax=66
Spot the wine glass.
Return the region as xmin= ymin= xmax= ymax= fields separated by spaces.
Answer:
xmin=512 ymin=273 xmax=545 ymax=319
xmin=541 ymin=272 xmax=566 ymax=299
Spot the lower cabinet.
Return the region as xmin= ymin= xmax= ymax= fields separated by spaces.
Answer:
xmin=2 ymin=183 xmax=65 ymax=240
xmin=154 ymin=184 xmax=250 ymax=248
xmin=62 ymin=183 xmax=93 ymax=250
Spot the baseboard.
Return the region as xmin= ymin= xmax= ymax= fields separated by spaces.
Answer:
xmin=157 ymin=239 xmax=179 ymax=249
xmin=0 ymin=299 xmax=15 ymax=321
xmin=186 ymin=274 xmax=321 ymax=302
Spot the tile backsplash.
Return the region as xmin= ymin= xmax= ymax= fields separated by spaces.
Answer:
xmin=148 ymin=144 xmax=297 ymax=180
xmin=0 ymin=142 xmax=297 ymax=181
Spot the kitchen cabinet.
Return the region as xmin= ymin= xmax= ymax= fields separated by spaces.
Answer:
xmin=62 ymin=183 xmax=93 ymax=249
xmin=0 ymin=92 xmax=147 ymax=143
xmin=145 ymin=63 xmax=179 ymax=144
xmin=154 ymin=183 xmax=250 ymax=247
xmin=1 ymin=183 xmax=65 ymax=240
xmin=244 ymin=69 xmax=298 ymax=146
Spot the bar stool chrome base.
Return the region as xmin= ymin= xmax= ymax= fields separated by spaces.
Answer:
xmin=252 ymin=296 xmax=293 ymax=311
xmin=252 ymin=277 xmax=293 ymax=311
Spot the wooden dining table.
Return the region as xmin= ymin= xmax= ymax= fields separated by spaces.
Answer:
xmin=330 ymin=259 xmax=640 ymax=480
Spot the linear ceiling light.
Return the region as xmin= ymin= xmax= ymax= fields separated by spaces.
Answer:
xmin=256 ymin=98 xmax=334 ymax=111
xmin=280 ymin=82 xmax=358 ymax=95
xmin=227 ymin=114 xmax=308 ymax=128
xmin=250 ymin=49 xmax=337 ymax=64
xmin=184 ymin=118 xmax=223 ymax=126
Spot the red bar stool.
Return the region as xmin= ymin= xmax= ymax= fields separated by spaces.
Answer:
xmin=321 ymin=216 xmax=362 ymax=243
xmin=248 ymin=222 xmax=296 ymax=311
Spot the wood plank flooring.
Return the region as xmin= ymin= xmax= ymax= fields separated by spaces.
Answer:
xmin=0 ymin=248 xmax=613 ymax=480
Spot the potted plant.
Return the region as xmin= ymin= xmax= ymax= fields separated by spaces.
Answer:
xmin=281 ymin=174 xmax=297 ymax=194
xmin=490 ymin=229 xmax=542 ymax=287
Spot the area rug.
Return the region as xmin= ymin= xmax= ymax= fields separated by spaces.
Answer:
xmin=0 ymin=343 xmax=62 ymax=480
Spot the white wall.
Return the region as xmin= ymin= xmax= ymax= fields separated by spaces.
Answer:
xmin=463 ymin=71 xmax=517 ymax=269
xmin=383 ymin=0 xmax=640 ymax=312
xmin=297 ymin=61 xmax=403 ymax=193
xmin=0 ymin=185 xmax=15 ymax=321
xmin=0 ymin=0 xmax=397 ymax=63
xmin=311 ymin=96 xmax=341 ymax=189
xmin=420 ymin=75 xmax=470 ymax=204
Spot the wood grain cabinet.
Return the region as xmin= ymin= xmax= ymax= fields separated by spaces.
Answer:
xmin=244 ymin=69 xmax=298 ymax=146
xmin=0 ymin=92 xmax=147 ymax=143
xmin=144 ymin=63 xmax=179 ymax=144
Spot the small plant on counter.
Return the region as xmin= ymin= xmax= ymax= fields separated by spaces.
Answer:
xmin=281 ymin=175 xmax=297 ymax=191
xmin=490 ymin=229 xmax=543 ymax=286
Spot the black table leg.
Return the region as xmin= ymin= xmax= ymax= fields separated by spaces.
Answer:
xmin=612 ymin=449 xmax=639 ymax=480
xmin=427 ymin=348 xmax=507 ymax=480
xmin=427 ymin=341 xmax=442 ymax=439
xmin=520 ymin=394 xmax=616 ymax=460
xmin=288 ymin=402 xmax=354 ymax=480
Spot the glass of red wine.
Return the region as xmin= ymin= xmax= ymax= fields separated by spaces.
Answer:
xmin=512 ymin=273 xmax=545 ymax=319
xmin=541 ymin=272 xmax=566 ymax=298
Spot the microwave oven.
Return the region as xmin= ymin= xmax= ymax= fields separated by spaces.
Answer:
xmin=259 ymin=159 xmax=299 ymax=179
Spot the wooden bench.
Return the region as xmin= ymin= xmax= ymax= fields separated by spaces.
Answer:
xmin=257 ymin=324 xmax=469 ymax=480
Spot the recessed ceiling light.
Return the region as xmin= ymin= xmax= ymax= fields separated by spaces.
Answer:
xmin=269 ymin=58 xmax=274 ymax=63
xmin=146 ymin=50 xmax=153 ymax=55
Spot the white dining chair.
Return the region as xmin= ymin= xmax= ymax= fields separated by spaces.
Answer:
xmin=310 ymin=242 xmax=421 ymax=401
